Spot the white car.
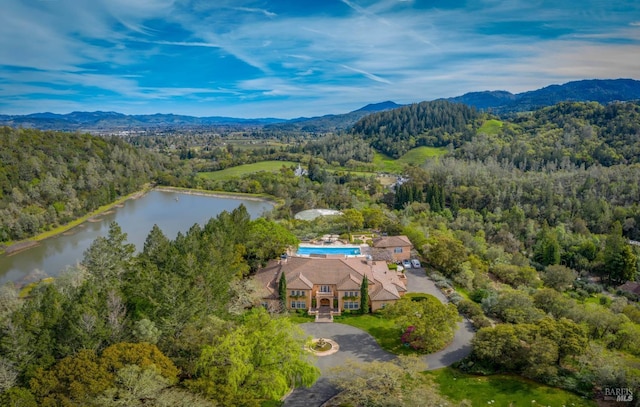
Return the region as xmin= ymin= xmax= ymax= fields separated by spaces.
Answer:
xmin=411 ymin=259 xmax=421 ymax=268
xmin=402 ymin=259 xmax=412 ymax=269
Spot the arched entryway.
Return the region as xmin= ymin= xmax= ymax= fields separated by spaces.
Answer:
xmin=320 ymin=298 xmax=330 ymax=307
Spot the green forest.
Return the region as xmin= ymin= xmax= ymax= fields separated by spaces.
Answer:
xmin=1 ymin=98 xmax=640 ymax=405
xmin=1 ymin=208 xmax=313 ymax=406
xmin=0 ymin=128 xmax=171 ymax=243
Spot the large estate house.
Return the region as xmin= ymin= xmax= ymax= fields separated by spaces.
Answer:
xmin=255 ymin=255 xmax=407 ymax=315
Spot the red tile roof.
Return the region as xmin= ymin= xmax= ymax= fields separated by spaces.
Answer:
xmin=372 ymin=235 xmax=412 ymax=248
xmin=253 ymin=256 xmax=407 ymax=302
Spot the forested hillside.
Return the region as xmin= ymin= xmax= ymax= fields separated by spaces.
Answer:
xmin=458 ymin=101 xmax=640 ymax=168
xmin=0 ymin=127 xmax=167 ymax=243
xmin=351 ymin=100 xmax=481 ymax=157
xmin=446 ymin=78 xmax=640 ymax=113
xmin=302 ymin=134 xmax=374 ymax=166
xmin=348 ymin=100 xmax=640 ymax=168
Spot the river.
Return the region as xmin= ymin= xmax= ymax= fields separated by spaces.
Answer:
xmin=0 ymin=190 xmax=274 ymax=285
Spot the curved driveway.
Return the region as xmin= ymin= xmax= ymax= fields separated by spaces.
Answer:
xmin=284 ymin=267 xmax=475 ymax=407
xmin=404 ymin=267 xmax=475 ymax=369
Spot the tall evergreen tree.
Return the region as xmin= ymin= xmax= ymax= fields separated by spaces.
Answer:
xmin=534 ymin=226 xmax=561 ymax=266
xmin=278 ymin=273 xmax=287 ymax=311
xmin=603 ymin=222 xmax=638 ymax=283
xmin=360 ymin=276 xmax=369 ymax=314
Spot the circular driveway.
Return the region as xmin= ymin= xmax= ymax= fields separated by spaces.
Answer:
xmin=284 ymin=267 xmax=475 ymax=407
xmin=284 ymin=323 xmax=396 ymax=407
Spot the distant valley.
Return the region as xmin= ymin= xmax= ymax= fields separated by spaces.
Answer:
xmin=1 ymin=79 xmax=638 ymax=133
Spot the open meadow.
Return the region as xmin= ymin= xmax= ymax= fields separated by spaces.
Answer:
xmin=199 ymin=160 xmax=299 ymax=181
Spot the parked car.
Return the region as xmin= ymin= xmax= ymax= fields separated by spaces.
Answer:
xmin=411 ymin=259 xmax=421 ymax=268
xmin=402 ymin=259 xmax=412 ymax=269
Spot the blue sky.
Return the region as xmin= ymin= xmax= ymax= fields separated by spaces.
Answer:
xmin=1 ymin=0 xmax=639 ymax=118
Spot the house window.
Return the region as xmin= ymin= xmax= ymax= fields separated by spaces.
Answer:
xmin=290 ymin=300 xmax=306 ymax=309
xmin=393 ymin=247 xmax=403 ymax=253
xmin=290 ymin=290 xmax=305 ymax=297
xmin=344 ymin=301 xmax=359 ymax=310
xmin=319 ymin=285 xmax=331 ymax=293
xmin=343 ymin=291 xmax=359 ymax=298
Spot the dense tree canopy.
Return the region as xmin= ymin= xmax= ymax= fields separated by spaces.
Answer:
xmin=187 ymin=308 xmax=319 ymax=406
xmin=351 ymin=100 xmax=480 ymax=157
xmin=0 ymin=205 xmax=312 ymax=405
xmin=0 ymin=127 xmax=168 ymax=243
xmin=383 ymin=295 xmax=459 ymax=353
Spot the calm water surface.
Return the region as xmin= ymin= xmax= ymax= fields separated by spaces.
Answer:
xmin=0 ymin=190 xmax=273 ymax=284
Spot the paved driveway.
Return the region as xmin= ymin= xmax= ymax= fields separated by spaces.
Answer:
xmin=404 ymin=267 xmax=475 ymax=369
xmin=284 ymin=267 xmax=475 ymax=407
xmin=284 ymin=323 xmax=396 ymax=407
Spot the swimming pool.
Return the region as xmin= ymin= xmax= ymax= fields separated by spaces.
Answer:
xmin=296 ymin=245 xmax=362 ymax=256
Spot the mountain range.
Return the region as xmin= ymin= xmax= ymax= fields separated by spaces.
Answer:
xmin=1 ymin=79 xmax=638 ymax=133
xmin=445 ymin=78 xmax=640 ymax=113
xmin=0 ymin=111 xmax=284 ymax=132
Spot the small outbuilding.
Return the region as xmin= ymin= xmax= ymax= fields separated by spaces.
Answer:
xmin=372 ymin=235 xmax=413 ymax=262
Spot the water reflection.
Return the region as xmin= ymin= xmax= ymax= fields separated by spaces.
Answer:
xmin=0 ymin=190 xmax=273 ymax=284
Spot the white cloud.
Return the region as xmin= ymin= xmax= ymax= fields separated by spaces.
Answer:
xmin=233 ymin=7 xmax=277 ymax=18
xmin=147 ymin=40 xmax=222 ymax=48
xmin=340 ymin=65 xmax=392 ymax=84
xmin=1 ymin=0 xmax=639 ymax=117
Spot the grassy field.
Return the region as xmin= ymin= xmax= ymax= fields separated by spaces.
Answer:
xmin=478 ymin=119 xmax=504 ymax=135
xmin=197 ymin=145 xmax=446 ymax=183
xmin=199 ymin=161 xmax=300 ymax=181
xmin=428 ymin=368 xmax=596 ymax=406
xmin=373 ymin=146 xmax=448 ymax=173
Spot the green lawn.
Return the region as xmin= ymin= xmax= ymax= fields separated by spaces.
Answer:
xmin=373 ymin=146 xmax=448 ymax=173
xmin=400 ymin=146 xmax=449 ymax=165
xmin=478 ymin=119 xmax=504 ymax=135
xmin=199 ymin=161 xmax=300 ymax=181
xmin=428 ymin=368 xmax=596 ymax=406
xmin=333 ymin=294 xmax=447 ymax=355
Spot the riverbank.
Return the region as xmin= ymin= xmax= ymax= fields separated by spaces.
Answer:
xmin=4 ymin=241 xmax=40 ymax=256
xmin=154 ymin=186 xmax=281 ymax=204
xmin=1 ymin=185 xmax=278 ymax=256
xmin=1 ymin=184 xmax=153 ymax=256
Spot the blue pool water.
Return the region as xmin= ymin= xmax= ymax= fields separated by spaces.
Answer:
xmin=297 ymin=245 xmax=362 ymax=256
